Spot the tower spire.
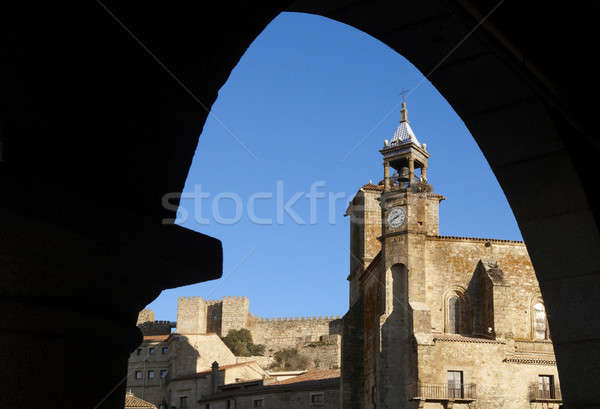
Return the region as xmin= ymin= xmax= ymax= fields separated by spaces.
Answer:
xmin=400 ymin=101 xmax=408 ymax=123
xmin=380 ymin=100 xmax=429 ymax=190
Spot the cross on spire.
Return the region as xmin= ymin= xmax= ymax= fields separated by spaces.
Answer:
xmin=398 ymin=89 xmax=409 ymax=102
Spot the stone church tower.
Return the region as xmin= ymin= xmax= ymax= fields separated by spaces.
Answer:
xmin=342 ymin=103 xmax=561 ymax=409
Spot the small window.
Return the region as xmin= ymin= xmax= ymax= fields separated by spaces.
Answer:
xmin=448 ymin=296 xmax=460 ymax=334
xmin=533 ymin=303 xmax=548 ymax=340
xmin=148 ymin=370 xmax=155 ymax=379
xmin=149 ymin=347 xmax=156 ymax=355
xmin=160 ymin=369 xmax=168 ymax=378
xmin=310 ymin=392 xmax=325 ymax=405
xmin=135 ymin=371 xmax=143 ymax=380
xmin=180 ymin=396 xmax=188 ymax=409
xmin=227 ymin=399 xmax=236 ymax=409
xmin=447 ymin=370 xmax=464 ymax=398
xmin=162 ymin=347 xmax=169 ymax=354
xmin=136 ymin=348 xmax=142 ymax=356
xmin=538 ymin=375 xmax=555 ymax=399
xmin=253 ymin=399 xmax=264 ymax=408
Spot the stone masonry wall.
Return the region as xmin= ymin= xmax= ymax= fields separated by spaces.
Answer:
xmin=425 ymin=237 xmax=539 ymax=339
xmin=417 ymin=338 xmax=559 ymax=409
xmin=348 ymin=187 xmax=382 ymax=306
xmin=138 ymin=320 xmax=173 ymax=336
xmin=137 ymin=308 xmax=155 ymax=324
xmin=176 ymin=296 xmax=207 ymax=334
xmin=221 ymin=296 xmax=249 ymax=337
xmin=206 ymin=299 xmax=223 ymax=335
xmin=171 ymin=296 xmax=342 ymax=369
xmin=248 ymin=316 xmax=342 ymax=347
xmin=299 ymin=335 xmax=341 ymax=370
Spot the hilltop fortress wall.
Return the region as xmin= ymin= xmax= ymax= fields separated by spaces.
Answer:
xmin=247 ymin=314 xmax=342 ymax=347
xmin=173 ymin=296 xmax=341 ymax=345
xmin=139 ymin=297 xmax=342 ymax=369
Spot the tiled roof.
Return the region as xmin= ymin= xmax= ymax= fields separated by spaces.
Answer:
xmin=170 ymin=361 xmax=258 ymax=381
xmin=433 ymin=333 xmax=505 ymax=344
xmin=199 ymin=371 xmax=339 ymax=403
xmin=361 ymin=182 xmax=384 ymax=191
xmin=273 ymin=369 xmax=340 ymax=385
xmin=504 ymin=354 xmax=556 ymax=365
xmin=124 ymin=393 xmax=157 ymax=408
xmin=143 ymin=335 xmax=170 ymax=341
xmin=390 ymin=120 xmax=420 ymax=147
xmin=429 ymin=235 xmax=524 ymax=244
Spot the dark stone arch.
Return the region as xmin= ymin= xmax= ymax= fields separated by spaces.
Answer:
xmin=1 ymin=1 xmax=599 ymax=408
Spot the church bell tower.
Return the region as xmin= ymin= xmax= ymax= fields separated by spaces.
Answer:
xmin=378 ymin=101 xmax=442 ymax=271
xmin=376 ymin=101 xmax=444 ymax=408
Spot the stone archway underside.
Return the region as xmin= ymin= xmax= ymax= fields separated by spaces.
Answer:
xmin=1 ymin=1 xmax=598 ymax=408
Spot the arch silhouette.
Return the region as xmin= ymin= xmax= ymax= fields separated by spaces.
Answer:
xmin=1 ymin=1 xmax=599 ymax=407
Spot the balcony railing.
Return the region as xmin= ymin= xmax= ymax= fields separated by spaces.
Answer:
xmin=529 ymin=383 xmax=562 ymax=401
xmin=410 ymin=382 xmax=477 ymax=401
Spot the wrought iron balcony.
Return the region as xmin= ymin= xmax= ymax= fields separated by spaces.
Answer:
xmin=410 ymin=382 xmax=477 ymax=401
xmin=529 ymin=383 xmax=562 ymax=401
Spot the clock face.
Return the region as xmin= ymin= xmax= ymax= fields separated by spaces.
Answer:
xmin=387 ymin=207 xmax=406 ymax=228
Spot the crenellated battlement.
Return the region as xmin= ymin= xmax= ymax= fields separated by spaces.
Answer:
xmin=137 ymin=320 xmax=175 ymax=336
xmin=177 ymin=296 xmax=205 ymax=302
xmin=142 ymin=295 xmax=341 ymax=369
xmin=253 ymin=315 xmax=342 ymax=322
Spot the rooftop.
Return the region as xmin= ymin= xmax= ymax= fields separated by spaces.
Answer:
xmin=170 ymin=361 xmax=260 ymax=382
xmin=272 ymin=369 xmax=340 ymax=385
xmin=388 ymin=102 xmax=421 ymax=147
xmin=124 ymin=392 xmax=157 ymax=408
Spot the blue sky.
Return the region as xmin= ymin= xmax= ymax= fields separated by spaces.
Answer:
xmin=146 ymin=12 xmax=521 ymax=321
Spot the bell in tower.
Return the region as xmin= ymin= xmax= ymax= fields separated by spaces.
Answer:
xmin=380 ymin=101 xmax=430 ymax=191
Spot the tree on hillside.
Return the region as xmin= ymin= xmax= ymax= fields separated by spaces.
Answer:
xmin=221 ymin=328 xmax=265 ymax=356
xmin=269 ymin=348 xmax=310 ymax=370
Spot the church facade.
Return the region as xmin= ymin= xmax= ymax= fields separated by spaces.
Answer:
xmin=341 ymin=103 xmax=561 ymax=409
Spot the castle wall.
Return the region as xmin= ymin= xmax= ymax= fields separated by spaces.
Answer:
xmin=138 ymin=320 xmax=173 ymax=336
xmin=248 ymin=316 xmax=342 ymax=348
xmin=137 ymin=308 xmax=155 ymax=324
xmin=176 ymin=296 xmax=207 ymax=334
xmin=206 ymin=300 xmax=223 ymax=335
xmin=299 ymin=335 xmax=341 ymax=370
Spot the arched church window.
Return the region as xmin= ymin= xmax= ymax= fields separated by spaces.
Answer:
xmin=533 ymin=302 xmax=548 ymax=340
xmin=448 ymin=296 xmax=460 ymax=334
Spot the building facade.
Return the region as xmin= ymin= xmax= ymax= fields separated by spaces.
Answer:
xmin=198 ymin=369 xmax=340 ymax=409
xmin=127 ymin=296 xmax=342 ymax=409
xmin=342 ymin=102 xmax=561 ymax=409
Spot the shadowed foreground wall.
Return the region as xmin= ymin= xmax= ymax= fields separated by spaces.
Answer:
xmin=1 ymin=1 xmax=599 ymax=408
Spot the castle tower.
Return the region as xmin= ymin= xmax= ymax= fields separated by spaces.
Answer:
xmin=176 ymin=296 xmax=207 ymax=334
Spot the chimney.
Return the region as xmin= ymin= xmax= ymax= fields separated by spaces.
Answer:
xmin=211 ymin=361 xmax=219 ymax=394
